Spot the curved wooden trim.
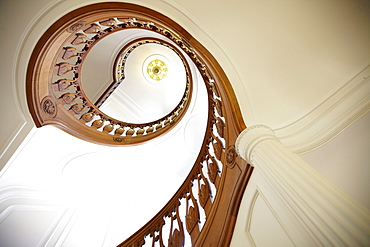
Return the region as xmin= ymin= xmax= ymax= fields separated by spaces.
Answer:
xmin=26 ymin=2 xmax=251 ymax=246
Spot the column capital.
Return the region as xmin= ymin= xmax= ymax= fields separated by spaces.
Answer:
xmin=236 ymin=125 xmax=279 ymax=164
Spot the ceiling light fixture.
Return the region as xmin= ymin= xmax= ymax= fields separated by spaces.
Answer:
xmin=147 ymin=59 xmax=168 ymax=81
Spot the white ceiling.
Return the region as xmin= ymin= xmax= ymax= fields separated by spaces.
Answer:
xmin=81 ymin=29 xmax=189 ymax=123
xmin=164 ymin=0 xmax=370 ymax=128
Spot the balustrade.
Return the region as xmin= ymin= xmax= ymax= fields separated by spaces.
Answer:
xmin=26 ymin=3 xmax=252 ymax=246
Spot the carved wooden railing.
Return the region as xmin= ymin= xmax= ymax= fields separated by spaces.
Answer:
xmin=28 ymin=10 xmax=195 ymax=145
xmin=38 ymin=16 xmax=193 ymax=145
xmin=56 ymin=33 xmax=192 ymax=142
xmin=26 ymin=3 xmax=253 ymax=246
xmin=118 ymin=75 xmax=252 ymax=246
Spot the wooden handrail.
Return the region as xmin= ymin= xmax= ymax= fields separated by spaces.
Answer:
xmin=26 ymin=3 xmax=252 ymax=246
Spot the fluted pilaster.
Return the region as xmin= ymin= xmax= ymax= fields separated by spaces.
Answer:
xmin=236 ymin=125 xmax=370 ymax=246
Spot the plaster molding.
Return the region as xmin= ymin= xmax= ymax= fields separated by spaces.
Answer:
xmin=39 ymin=207 xmax=76 ymax=247
xmin=274 ymin=65 xmax=370 ymax=154
xmin=0 ymin=187 xmax=68 ymax=241
xmin=0 ymin=0 xmax=64 ymax=171
xmin=246 ymin=189 xmax=296 ymax=247
xmin=0 ymin=119 xmax=27 ymax=159
xmin=0 ymin=186 xmax=78 ymax=247
xmin=0 ymin=186 xmax=49 ymax=206
xmin=231 ymin=171 xmax=320 ymax=246
xmin=245 ymin=189 xmax=259 ymax=247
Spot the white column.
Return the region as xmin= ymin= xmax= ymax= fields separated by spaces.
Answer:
xmin=236 ymin=125 xmax=370 ymax=246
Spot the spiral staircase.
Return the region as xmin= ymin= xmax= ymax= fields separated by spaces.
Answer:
xmin=0 ymin=1 xmax=369 ymax=246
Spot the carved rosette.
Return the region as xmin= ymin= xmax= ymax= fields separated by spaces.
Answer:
xmin=226 ymin=145 xmax=237 ymax=168
xmin=67 ymin=21 xmax=87 ymax=33
xmin=40 ymin=96 xmax=57 ymax=118
xmin=113 ymin=137 xmax=124 ymax=143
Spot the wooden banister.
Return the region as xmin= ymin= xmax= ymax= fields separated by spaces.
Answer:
xmin=26 ymin=3 xmax=252 ymax=246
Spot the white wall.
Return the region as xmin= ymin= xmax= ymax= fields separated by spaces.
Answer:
xmin=301 ymin=111 xmax=370 ymax=209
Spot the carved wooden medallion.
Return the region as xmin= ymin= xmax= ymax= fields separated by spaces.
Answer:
xmin=226 ymin=145 xmax=237 ymax=168
xmin=67 ymin=21 xmax=86 ymax=33
xmin=41 ymin=96 xmax=56 ymax=118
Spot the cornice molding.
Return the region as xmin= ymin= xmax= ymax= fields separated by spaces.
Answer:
xmin=274 ymin=64 xmax=370 ymax=154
